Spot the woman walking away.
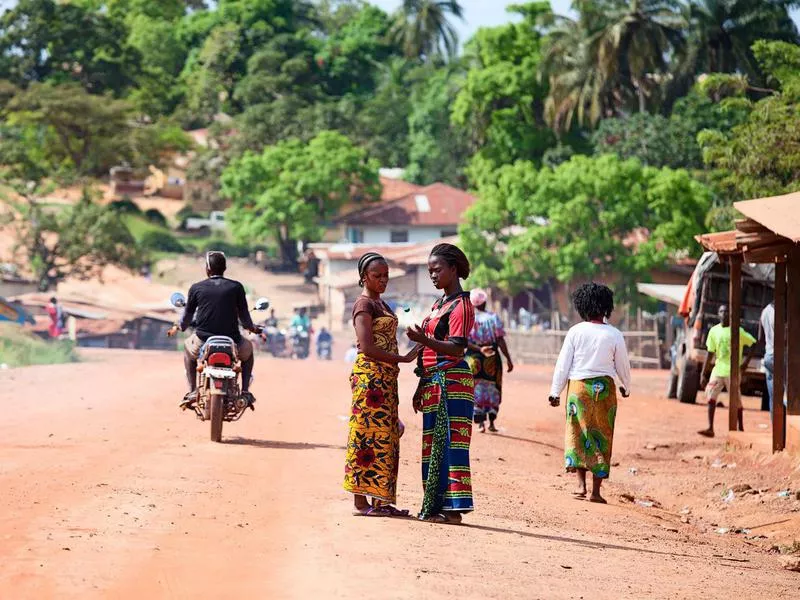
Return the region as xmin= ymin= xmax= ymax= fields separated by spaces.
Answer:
xmin=345 ymin=252 xmax=419 ymax=517
xmin=548 ymin=283 xmax=631 ymax=504
xmin=407 ymin=243 xmax=475 ymax=524
xmin=466 ymin=288 xmax=514 ymax=433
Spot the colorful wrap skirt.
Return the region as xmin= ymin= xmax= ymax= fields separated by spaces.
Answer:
xmin=564 ymin=376 xmax=618 ymax=479
xmin=419 ymin=362 xmax=475 ymax=518
xmin=466 ymin=348 xmax=502 ymax=421
xmin=344 ymin=354 xmax=401 ymax=503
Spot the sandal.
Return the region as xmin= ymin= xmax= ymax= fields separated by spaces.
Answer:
xmin=377 ymin=505 xmax=411 ymax=518
xmin=419 ymin=512 xmax=462 ymax=524
xmin=352 ymin=506 xmax=390 ymax=517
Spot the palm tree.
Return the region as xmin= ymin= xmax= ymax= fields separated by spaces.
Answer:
xmin=390 ymin=0 xmax=464 ymax=61
xmin=682 ymin=0 xmax=799 ymax=81
xmin=541 ymin=1 xmax=685 ymax=132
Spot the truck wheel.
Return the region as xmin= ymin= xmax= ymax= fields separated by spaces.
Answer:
xmin=677 ymin=362 xmax=699 ymax=404
xmin=666 ymin=371 xmax=678 ymax=399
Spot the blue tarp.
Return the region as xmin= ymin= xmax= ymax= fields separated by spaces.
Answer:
xmin=0 ymin=298 xmax=34 ymax=325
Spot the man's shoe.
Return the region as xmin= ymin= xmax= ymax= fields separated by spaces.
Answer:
xmin=180 ymin=391 xmax=197 ymax=410
xmin=241 ymin=391 xmax=256 ymax=410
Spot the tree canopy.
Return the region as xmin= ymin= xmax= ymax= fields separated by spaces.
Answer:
xmin=221 ymin=131 xmax=380 ymax=264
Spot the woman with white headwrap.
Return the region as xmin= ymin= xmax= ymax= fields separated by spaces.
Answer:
xmin=466 ymin=289 xmax=514 ymax=433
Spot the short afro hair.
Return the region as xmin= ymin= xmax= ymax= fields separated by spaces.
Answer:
xmin=206 ymin=251 xmax=227 ymax=276
xmin=572 ymin=282 xmax=614 ymax=321
xmin=430 ymin=243 xmax=470 ymax=280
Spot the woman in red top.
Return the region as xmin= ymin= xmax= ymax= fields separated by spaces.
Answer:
xmin=407 ymin=243 xmax=476 ymax=523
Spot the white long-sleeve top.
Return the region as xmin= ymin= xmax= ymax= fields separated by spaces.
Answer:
xmin=549 ymin=321 xmax=632 ymax=397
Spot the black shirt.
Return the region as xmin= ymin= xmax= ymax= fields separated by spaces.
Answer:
xmin=180 ymin=276 xmax=255 ymax=342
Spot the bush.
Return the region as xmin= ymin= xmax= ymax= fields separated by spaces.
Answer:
xmin=201 ymin=239 xmax=251 ymax=258
xmin=140 ymin=230 xmax=185 ymax=253
xmin=0 ymin=323 xmax=77 ymax=367
xmin=176 ymin=204 xmax=201 ymax=222
xmin=109 ymin=196 xmax=142 ymax=214
xmin=144 ymin=208 xmax=167 ymax=227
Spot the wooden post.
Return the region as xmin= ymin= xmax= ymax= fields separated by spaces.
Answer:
xmin=773 ymin=260 xmax=787 ymax=452
xmin=787 ymin=248 xmax=800 ymax=416
xmin=729 ymin=256 xmax=742 ymax=432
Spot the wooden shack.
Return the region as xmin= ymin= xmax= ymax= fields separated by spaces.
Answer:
xmin=696 ymin=191 xmax=800 ymax=453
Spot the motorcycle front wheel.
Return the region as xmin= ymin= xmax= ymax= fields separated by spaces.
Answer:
xmin=209 ymin=395 xmax=224 ymax=442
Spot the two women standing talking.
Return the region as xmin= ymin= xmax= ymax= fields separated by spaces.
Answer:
xmin=343 ymin=243 xmax=476 ymax=523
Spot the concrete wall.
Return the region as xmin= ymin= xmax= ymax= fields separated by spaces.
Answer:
xmin=351 ymin=226 xmax=454 ymax=244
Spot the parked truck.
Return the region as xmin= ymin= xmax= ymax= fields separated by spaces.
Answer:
xmin=667 ymin=252 xmax=773 ymax=404
xmin=184 ymin=211 xmax=227 ymax=234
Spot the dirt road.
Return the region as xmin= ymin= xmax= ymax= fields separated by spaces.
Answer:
xmin=1 ymin=350 xmax=798 ymax=599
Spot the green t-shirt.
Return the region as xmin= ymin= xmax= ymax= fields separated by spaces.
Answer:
xmin=706 ymin=324 xmax=756 ymax=378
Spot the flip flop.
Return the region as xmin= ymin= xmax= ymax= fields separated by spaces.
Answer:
xmin=379 ymin=505 xmax=411 ymax=518
xmin=352 ymin=507 xmax=389 ymax=517
xmin=589 ymin=496 xmax=608 ymax=504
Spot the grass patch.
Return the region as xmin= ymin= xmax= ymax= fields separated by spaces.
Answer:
xmin=123 ymin=215 xmax=168 ymax=241
xmin=0 ymin=323 xmax=78 ymax=367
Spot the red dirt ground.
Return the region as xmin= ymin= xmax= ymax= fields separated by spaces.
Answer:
xmin=1 ymin=350 xmax=798 ymax=599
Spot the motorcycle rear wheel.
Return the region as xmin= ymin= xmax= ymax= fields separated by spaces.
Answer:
xmin=209 ymin=395 xmax=224 ymax=442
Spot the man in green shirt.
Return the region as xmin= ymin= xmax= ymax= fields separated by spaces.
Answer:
xmin=698 ymin=305 xmax=757 ymax=438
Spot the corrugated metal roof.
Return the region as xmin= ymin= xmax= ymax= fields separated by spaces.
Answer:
xmin=734 ymin=192 xmax=800 ymax=243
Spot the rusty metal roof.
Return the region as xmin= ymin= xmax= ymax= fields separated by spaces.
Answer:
xmin=695 ymin=230 xmax=738 ymax=253
xmin=734 ymin=191 xmax=800 ymax=243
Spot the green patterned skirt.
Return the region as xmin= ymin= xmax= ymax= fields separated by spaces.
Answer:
xmin=564 ymin=377 xmax=618 ymax=479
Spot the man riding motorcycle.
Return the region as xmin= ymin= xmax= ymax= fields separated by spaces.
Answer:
xmin=168 ymin=252 xmax=262 ymax=409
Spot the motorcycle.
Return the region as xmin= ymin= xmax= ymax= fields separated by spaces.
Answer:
xmin=290 ymin=325 xmax=310 ymax=359
xmin=263 ymin=325 xmax=287 ymax=357
xmin=168 ymin=292 xmax=270 ymax=442
xmin=317 ymin=339 xmax=332 ymax=360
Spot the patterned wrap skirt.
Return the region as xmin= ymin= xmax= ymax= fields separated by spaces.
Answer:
xmin=564 ymin=376 xmax=618 ymax=479
xmin=344 ymin=355 xmax=401 ymax=503
xmin=419 ymin=362 xmax=475 ymax=518
xmin=466 ymin=348 xmax=502 ymax=420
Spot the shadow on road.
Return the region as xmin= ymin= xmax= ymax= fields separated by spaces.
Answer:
xmin=225 ymin=437 xmax=345 ymax=451
xmin=491 ymin=433 xmax=563 ymax=452
xmin=462 ymin=523 xmax=700 ymax=559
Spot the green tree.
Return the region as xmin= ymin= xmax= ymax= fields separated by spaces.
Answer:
xmin=405 ymin=64 xmax=470 ymax=186
xmin=221 ymin=131 xmax=380 ymax=265
xmin=452 ymin=2 xmax=554 ymax=169
xmin=390 ymin=0 xmax=464 ymax=60
xmin=681 ymin=0 xmax=798 ymax=83
xmin=4 ymin=82 xmax=190 ymax=176
xmin=541 ymin=0 xmax=684 ymax=131
xmin=698 ymin=40 xmax=800 ymax=205
xmin=592 ymin=84 xmax=751 ymax=169
xmin=0 ymin=0 xmax=141 ymax=95
xmin=461 ymin=154 xmax=712 ymax=298
xmin=6 ymin=190 xmax=141 ymax=291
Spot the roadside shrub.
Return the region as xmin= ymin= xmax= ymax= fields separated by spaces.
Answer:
xmin=201 ymin=239 xmax=250 ymax=258
xmin=140 ymin=230 xmax=185 ymax=253
xmin=109 ymin=196 xmax=142 ymax=214
xmin=144 ymin=208 xmax=167 ymax=227
xmin=0 ymin=323 xmax=77 ymax=367
xmin=176 ymin=204 xmax=201 ymax=222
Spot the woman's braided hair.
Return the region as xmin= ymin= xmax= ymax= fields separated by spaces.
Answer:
xmin=357 ymin=252 xmax=386 ymax=287
xmin=572 ymin=282 xmax=615 ymax=321
xmin=430 ymin=243 xmax=470 ymax=280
